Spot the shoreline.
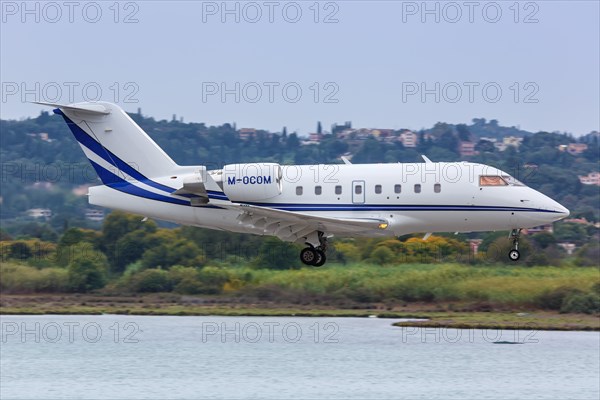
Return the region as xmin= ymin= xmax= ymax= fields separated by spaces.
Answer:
xmin=1 ymin=294 xmax=598 ymax=331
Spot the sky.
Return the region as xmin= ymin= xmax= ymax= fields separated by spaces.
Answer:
xmin=1 ymin=1 xmax=599 ymax=136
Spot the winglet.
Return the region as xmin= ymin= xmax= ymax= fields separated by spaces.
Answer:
xmin=33 ymin=101 xmax=110 ymax=115
xmin=423 ymin=232 xmax=432 ymax=240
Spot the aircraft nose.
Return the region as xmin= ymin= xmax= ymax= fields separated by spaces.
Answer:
xmin=545 ymin=198 xmax=570 ymax=219
xmin=556 ymin=203 xmax=570 ymax=218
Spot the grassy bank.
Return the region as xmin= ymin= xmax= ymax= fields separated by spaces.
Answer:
xmin=2 ymin=263 xmax=599 ymax=327
xmin=1 ymin=293 xmax=599 ymax=331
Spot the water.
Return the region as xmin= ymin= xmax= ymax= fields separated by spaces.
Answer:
xmin=1 ymin=315 xmax=598 ymax=399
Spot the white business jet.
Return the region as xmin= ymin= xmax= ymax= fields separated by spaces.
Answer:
xmin=37 ymin=102 xmax=569 ymax=266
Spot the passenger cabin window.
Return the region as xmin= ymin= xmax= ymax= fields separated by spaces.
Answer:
xmin=434 ymin=183 xmax=441 ymax=193
xmin=355 ymin=185 xmax=362 ymax=195
xmin=394 ymin=184 xmax=401 ymax=194
xmin=315 ymin=186 xmax=322 ymax=195
xmin=296 ymin=186 xmax=303 ymax=195
xmin=414 ymin=184 xmax=421 ymax=193
xmin=479 ymin=176 xmax=508 ymax=186
xmin=335 ymin=185 xmax=342 ymax=195
xmin=375 ymin=185 xmax=382 ymax=194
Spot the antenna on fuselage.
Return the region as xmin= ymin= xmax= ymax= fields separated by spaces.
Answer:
xmin=341 ymin=156 xmax=352 ymax=165
xmin=421 ymin=155 xmax=433 ymax=163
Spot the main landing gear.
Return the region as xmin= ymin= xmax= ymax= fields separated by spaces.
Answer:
xmin=300 ymin=231 xmax=328 ymax=267
xmin=508 ymin=228 xmax=522 ymax=261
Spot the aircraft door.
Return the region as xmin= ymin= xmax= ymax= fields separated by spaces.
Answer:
xmin=352 ymin=180 xmax=365 ymax=204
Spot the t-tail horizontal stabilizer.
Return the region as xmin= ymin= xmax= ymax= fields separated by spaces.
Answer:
xmin=33 ymin=101 xmax=110 ymax=115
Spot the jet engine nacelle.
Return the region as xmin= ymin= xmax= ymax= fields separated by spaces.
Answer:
xmin=222 ymin=163 xmax=283 ymax=201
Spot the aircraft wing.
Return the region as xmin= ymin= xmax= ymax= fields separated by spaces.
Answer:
xmin=221 ymin=202 xmax=389 ymax=241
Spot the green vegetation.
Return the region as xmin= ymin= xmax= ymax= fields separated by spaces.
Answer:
xmin=2 ymin=259 xmax=599 ymax=315
xmin=0 ymin=112 xmax=598 ymax=327
xmin=1 ymin=112 xmax=598 ymax=233
xmin=2 ymin=212 xmax=599 ymax=317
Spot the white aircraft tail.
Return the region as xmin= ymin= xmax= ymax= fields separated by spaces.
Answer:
xmin=40 ymin=101 xmax=178 ymax=186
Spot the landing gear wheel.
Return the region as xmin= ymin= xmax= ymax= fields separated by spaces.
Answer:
xmin=508 ymin=228 xmax=522 ymax=262
xmin=508 ymin=249 xmax=520 ymax=261
xmin=313 ymin=249 xmax=326 ymax=267
xmin=300 ymin=247 xmax=317 ymax=266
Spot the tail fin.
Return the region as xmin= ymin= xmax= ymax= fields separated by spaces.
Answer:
xmin=46 ymin=101 xmax=178 ymax=185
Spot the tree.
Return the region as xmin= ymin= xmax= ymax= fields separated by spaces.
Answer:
xmin=57 ymin=228 xmax=101 ymax=266
xmin=437 ymin=130 xmax=459 ymax=155
xmin=456 ymin=124 xmax=471 ymax=141
xmin=370 ymin=246 xmax=395 ymax=265
xmin=100 ymin=212 xmax=157 ymax=272
xmin=475 ymin=139 xmax=495 ymax=153
xmin=141 ymin=229 xmax=204 ymax=269
xmin=8 ymin=241 xmax=32 ymax=260
xmin=67 ymin=243 xmax=108 ymax=292
xmin=332 ymin=241 xmax=361 ymax=264
xmin=531 ymin=232 xmax=556 ymax=249
xmin=254 ymin=237 xmax=301 ymax=269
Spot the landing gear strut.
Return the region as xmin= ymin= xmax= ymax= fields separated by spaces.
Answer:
xmin=508 ymin=229 xmax=522 ymax=261
xmin=300 ymin=231 xmax=328 ymax=267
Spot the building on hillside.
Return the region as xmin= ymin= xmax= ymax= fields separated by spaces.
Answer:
xmin=28 ymin=182 xmax=54 ymax=190
xmin=85 ymin=208 xmax=105 ymax=222
xmin=332 ymin=122 xmax=352 ymax=136
xmin=459 ymin=141 xmax=477 ymax=157
xmin=309 ymin=132 xmax=323 ymax=143
xmin=26 ymin=208 xmax=52 ymax=219
xmin=468 ymin=239 xmax=483 ymax=256
xmin=563 ymin=217 xmax=591 ymax=225
xmin=523 ymin=224 xmax=554 ymax=234
xmin=27 ymin=132 xmax=52 ymax=142
xmin=503 ymin=136 xmax=523 ymax=148
xmin=558 ymin=242 xmax=577 ymax=255
xmin=370 ymin=129 xmax=394 ymax=139
xmin=567 ymin=143 xmax=588 ymax=155
xmin=558 ymin=143 xmax=588 ymax=155
xmin=72 ymin=185 xmax=91 ymax=196
xmin=578 ymin=172 xmax=600 ymax=186
xmin=238 ymin=128 xmax=256 ymax=140
xmin=354 ymin=129 xmax=372 ymax=140
xmin=494 ymin=142 xmax=507 ymax=151
xmin=335 ymin=129 xmax=355 ymax=140
xmin=399 ymin=130 xmax=418 ymax=148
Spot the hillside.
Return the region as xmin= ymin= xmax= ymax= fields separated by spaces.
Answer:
xmin=1 ymin=111 xmax=598 ymax=230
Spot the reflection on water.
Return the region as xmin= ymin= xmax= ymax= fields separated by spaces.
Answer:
xmin=1 ymin=315 xmax=599 ymax=399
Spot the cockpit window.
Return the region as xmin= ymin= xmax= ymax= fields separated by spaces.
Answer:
xmin=479 ymin=176 xmax=508 ymax=186
xmin=502 ymin=175 xmax=525 ymax=186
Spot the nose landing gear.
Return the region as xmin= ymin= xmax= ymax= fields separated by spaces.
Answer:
xmin=508 ymin=229 xmax=522 ymax=261
xmin=300 ymin=231 xmax=328 ymax=267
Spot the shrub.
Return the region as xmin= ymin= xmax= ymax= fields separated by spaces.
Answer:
xmin=132 ymin=269 xmax=172 ymax=292
xmin=560 ymin=293 xmax=600 ymax=314
xmin=536 ymin=286 xmax=583 ymax=310
xmin=174 ymin=277 xmax=206 ymax=294
xmin=0 ymin=263 xmax=68 ymax=293
xmin=196 ymin=266 xmax=230 ymax=294
xmin=575 ymin=242 xmax=600 ymax=267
